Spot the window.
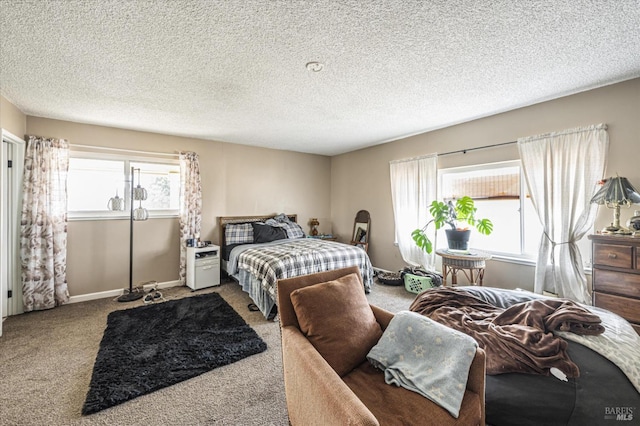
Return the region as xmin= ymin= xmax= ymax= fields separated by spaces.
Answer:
xmin=438 ymin=161 xmax=542 ymax=258
xmin=68 ymin=151 xmax=180 ymax=219
xmin=438 ymin=160 xmax=592 ymax=266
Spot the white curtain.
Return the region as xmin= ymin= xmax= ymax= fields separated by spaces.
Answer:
xmin=20 ymin=136 xmax=70 ymax=311
xmin=179 ymin=151 xmax=202 ymax=285
xmin=518 ymin=124 xmax=608 ymax=304
xmin=390 ymin=154 xmax=438 ymax=270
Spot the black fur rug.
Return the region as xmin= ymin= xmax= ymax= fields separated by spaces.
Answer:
xmin=82 ymin=292 xmax=267 ymax=415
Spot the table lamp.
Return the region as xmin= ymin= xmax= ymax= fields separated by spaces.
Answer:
xmin=590 ymin=175 xmax=640 ymax=234
xmin=309 ymin=218 xmax=319 ymax=236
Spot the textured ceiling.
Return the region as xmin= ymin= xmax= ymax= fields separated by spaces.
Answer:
xmin=1 ymin=1 xmax=639 ymax=156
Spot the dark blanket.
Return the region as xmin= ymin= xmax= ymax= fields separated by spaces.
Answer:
xmin=485 ymin=339 xmax=640 ymax=426
xmin=409 ymin=288 xmax=604 ymax=377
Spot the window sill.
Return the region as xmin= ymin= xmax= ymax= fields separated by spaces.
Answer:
xmin=489 ymin=253 xmax=536 ymax=266
xmin=489 ymin=253 xmax=592 ymax=275
xmin=69 ymin=212 xmax=179 ymax=221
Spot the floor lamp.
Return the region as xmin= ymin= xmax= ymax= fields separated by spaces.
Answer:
xmin=109 ymin=167 xmax=149 ymax=302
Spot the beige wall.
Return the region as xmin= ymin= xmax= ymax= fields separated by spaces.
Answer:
xmin=331 ymin=78 xmax=640 ymax=291
xmin=7 ymin=78 xmax=640 ymax=296
xmin=1 ymin=95 xmax=26 ymax=138
xmin=26 ymin=117 xmax=332 ymax=296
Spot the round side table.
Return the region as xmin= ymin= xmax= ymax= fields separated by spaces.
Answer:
xmin=436 ymin=249 xmax=492 ymax=286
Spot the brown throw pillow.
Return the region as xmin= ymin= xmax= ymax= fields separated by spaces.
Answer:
xmin=290 ymin=273 xmax=383 ymax=377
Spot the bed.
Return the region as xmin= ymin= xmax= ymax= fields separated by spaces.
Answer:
xmin=219 ymin=214 xmax=373 ymax=319
xmin=410 ymin=286 xmax=640 ymax=426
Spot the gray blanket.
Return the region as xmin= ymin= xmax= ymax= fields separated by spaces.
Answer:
xmin=367 ymin=310 xmax=478 ymax=418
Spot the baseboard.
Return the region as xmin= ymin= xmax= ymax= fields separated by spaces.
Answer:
xmin=68 ymin=280 xmax=183 ymax=304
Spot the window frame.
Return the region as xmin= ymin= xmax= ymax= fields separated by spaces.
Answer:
xmin=437 ymin=160 xmax=535 ymax=261
xmin=437 ymin=159 xmax=593 ymax=270
xmin=68 ymin=150 xmax=180 ymax=221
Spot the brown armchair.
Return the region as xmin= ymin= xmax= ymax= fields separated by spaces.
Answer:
xmin=278 ymin=266 xmax=486 ymax=426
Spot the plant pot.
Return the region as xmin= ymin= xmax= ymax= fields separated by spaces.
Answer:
xmin=445 ymin=229 xmax=471 ymax=252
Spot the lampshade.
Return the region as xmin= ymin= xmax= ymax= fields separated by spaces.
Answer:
xmin=133 ymin=169 xmax=148 ymax=200
xmin=133 ymin=206 xmax=149 ymax=221
xmin=591 ymin=176 xmax=640 ymax=234
xmin=590 ymin=176 xmax=640 ymax=206
xmin=133 ymin=185 xmax=148 ymax=201
xmin=107 ymin=191 xmax=125 ymax=211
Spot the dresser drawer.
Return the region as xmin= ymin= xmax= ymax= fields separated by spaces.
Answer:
xmin=593 ymin=269 xmax=640 ymax=298
xmin=593 ymin=243 xmax=633 ymax=269
xmin=594 ymin=292 xmax=640 ymax=324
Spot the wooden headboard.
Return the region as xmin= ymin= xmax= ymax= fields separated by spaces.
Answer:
xmin=218 ymin=213 xmax=298 ymax=250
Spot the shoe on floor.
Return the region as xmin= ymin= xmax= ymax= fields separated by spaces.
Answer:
xmin=143 ymin=289 xmax=163 ymax=304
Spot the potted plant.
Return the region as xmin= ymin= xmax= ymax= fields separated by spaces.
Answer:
xmin=412 ymin=196 xmax=493 ymax=253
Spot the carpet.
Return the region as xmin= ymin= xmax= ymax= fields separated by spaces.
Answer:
xmin=82 ymin=292 xmax=267 ymax=415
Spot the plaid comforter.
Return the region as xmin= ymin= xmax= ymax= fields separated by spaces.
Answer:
xmin=231 ymin=238 xmax=373 ymax=303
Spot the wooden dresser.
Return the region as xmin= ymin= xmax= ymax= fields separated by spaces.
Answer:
xmin=589 ymin=234 xmax=640 ymax=334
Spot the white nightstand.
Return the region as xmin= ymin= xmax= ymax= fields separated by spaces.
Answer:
xmin=186 ymin=245 xmax=221 ymax=290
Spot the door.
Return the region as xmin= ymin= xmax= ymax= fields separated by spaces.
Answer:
xmin=1 ymin=130 xmax=25 ymax=336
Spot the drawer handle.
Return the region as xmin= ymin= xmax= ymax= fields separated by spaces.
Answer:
xmin=608 ymin=253 xmax=617 ymax=259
